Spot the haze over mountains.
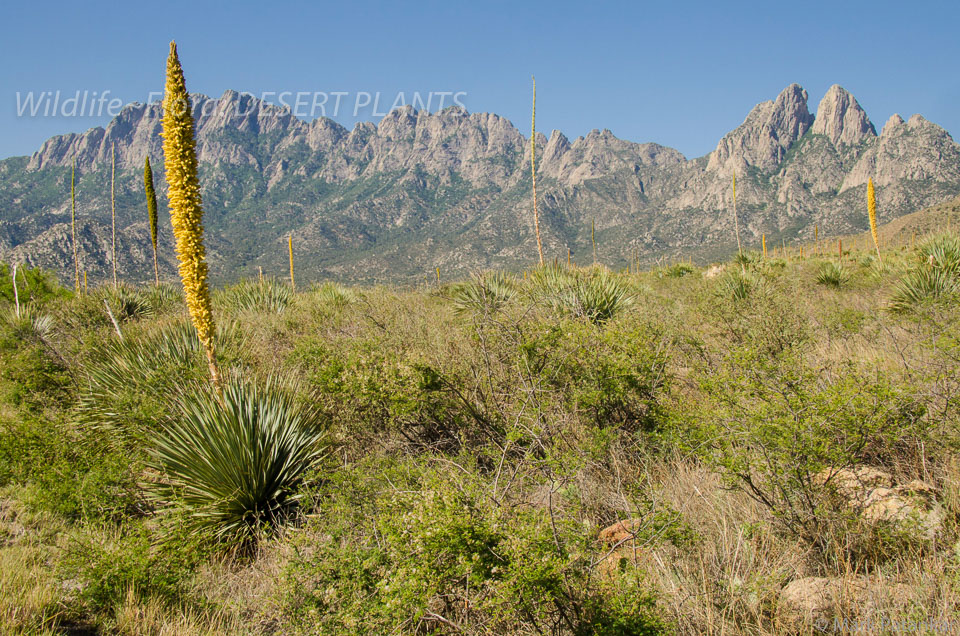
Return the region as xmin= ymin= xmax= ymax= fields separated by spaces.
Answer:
xmin=1 ymin=83 xmax=959 ymax=284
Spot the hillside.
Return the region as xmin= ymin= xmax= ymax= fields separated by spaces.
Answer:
xmin=1 ymin=84 xmax=959 ymax=284
xmin=3 ymin=228 xmax=960 ymax=633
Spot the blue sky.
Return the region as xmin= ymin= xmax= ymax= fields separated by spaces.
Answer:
xmin=2 ymin=0 xmax=958 ymax=159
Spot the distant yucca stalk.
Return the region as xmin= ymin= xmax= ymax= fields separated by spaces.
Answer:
xmin=71 ymin=158 xmax=80 ymax=292
xmin=868 ymin=178 xmax=883 ymax=265
xmin=591 ymin=217 xmax=596 ymax=263
xmin=435 ymin=266 xmax=440 ymax=286
xmin=288 ymin=234 xmax=295 ymax=290
xmin=530 ymin=75 xmax=544 ymax=265
xmin=144 ymin=156 xmax=160 ymax=285
xmin=162 ymin=41 xmax=220 ymax=389
xmin=732 ymin=171 xmax=742 ymax=256
xmin=838 ymin=238 xmax=843 ymax=259
xmin=762 ymin=233 xmax=767 ymax=259
xmin=111 ymin=144 xmax=118 ymax=288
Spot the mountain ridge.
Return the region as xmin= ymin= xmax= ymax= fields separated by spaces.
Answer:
xmin=2 ymin=83 xmax=959 ymax=284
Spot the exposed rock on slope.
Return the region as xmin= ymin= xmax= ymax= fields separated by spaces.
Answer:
xmin=2 ymin=83 xmax=959 ymax=284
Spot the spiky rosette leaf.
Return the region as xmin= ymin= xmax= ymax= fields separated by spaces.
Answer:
xmin=148 ymin=374 xmax=327 ymax=543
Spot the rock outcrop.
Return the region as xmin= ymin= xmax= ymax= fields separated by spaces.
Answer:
xmin=2 ymin=83 xmax=959 ymax=284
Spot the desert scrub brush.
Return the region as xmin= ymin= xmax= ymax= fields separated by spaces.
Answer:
xmin=868 ymin=178 xmax=882 ymax=265
xmin=162 ymin=41 xmax=220 ymax=388
xmin=144 ymin=156 xmax=160 ymax=285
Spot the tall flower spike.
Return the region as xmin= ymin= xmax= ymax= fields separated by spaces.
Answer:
xmin=868 ymin=178 xmax=882 ymax=265
xmin=162 ymin=41 xmax=220 ymax=389
xmin=530 ymin=75 xmax=543 ymax=265
xmin=144 ymin=156 xmax=160 ymax=285
xmin=71 ymin=158 xmax=80 ymax=292
xmin=288 ymin=234 xmax=295 ymax=290
xmin=111 ymin=144 xmax=118 ymax=288
xmin=733 ymin=171 xmax=742 ymax=257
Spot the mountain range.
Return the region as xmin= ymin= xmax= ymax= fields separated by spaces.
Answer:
xmin=1 ymin=83 xmax=959 ymax=284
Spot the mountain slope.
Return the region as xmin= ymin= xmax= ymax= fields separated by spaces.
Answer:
xmin=1 ymin=84 xmax=959 ymax=284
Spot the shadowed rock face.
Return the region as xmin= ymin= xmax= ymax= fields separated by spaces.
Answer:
xmin=3 ymin=83 xmax=959 ymax=284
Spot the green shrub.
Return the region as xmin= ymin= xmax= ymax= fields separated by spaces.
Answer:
xmin=149 ymin=375 xmax=327 ymax=543
xmin=0 ymin=262 xmax=67 ymax=306
xmin=279 ymin=458 xmax=670 ymax=635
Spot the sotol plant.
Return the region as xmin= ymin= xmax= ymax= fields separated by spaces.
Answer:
xmin=71 ymin=158 xmax=80 ymax=292
xmin=161 ymin=41 xmax=220 ymax=388
xmin=530 ymin=75 xmax=543 ymax=265
xmin=816 ymin=262 xmax=850 ymax=288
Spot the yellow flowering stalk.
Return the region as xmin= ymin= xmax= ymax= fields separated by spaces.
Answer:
xmin=111 ymin=144 xmax=118 ymax=288
xmin=144 ymin=156 xmax=160 ymax=285
xmin=530 ymin=76 xmax=543 ymax=265
xmin=288 ymin=234 xmax=295 ymax=290
xmin=868 ymin=178 xmax=882 ymax=265
xmin=71 ymin=158 xmax=80 ymax=292
xmin=762 ymin=233 xmax=767 ymax=259
xmin=161 ymin=41 xmax=220 ymax=389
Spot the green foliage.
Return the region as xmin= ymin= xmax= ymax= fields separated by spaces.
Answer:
xmin=279 ymin=458 xmax=670 ymax=635
xmin=62 ymin=518 xmax=213 ymax=616
xmin=0 ymin=307 xmax=71 ymax=410
xmin=148 ymin=375 xmax=327 ymax=543
xmin=681 ymin=344 xmax=925 ymax=549
xmin=97 ymin=284 xmax=156 ymax=323
xmin=0 ymin=262 xmax=66 ymax=306
xmin=659 ymin=263 xmax=696 ymax=278
xmin=815 ymin=262 xmax=850 ymax=288
xmin=0 ymin=413 xmax=141 ymax=522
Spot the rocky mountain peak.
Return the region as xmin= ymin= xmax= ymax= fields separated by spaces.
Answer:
xmin=882 ymin=113 xmax=905 ymax=136
xmin=707 ymin=83 xmax=814 ymax=173
xmin=810 ymin=84 xmax=876 ymax=146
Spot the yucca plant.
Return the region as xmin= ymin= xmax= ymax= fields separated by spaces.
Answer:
xmin=447 ymin=271 xmax=519 ymax=315
xmin=162 ymin=41 xmax=220 ymax=388
xmin=216 ymin=277 xmax=293 ymax=315
xmin=889 ymin=234 xmax=960 ymax=311
xmin=529 ymin=264 xmax=633 ymax=324
xmin=717 ymin=269 xmax=759 ymax=301
xmin=815 ymin=262 xmax=850 ymax=288
xmin=144 ymin=156 xmax=160 ymax=285
xmin=311 ymin=281 xmax=357 ymax=309
xmin=97 ymin=284 xmax=155 ymax=323
xmin=149 ymin=374 xmax=327 ymax=543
